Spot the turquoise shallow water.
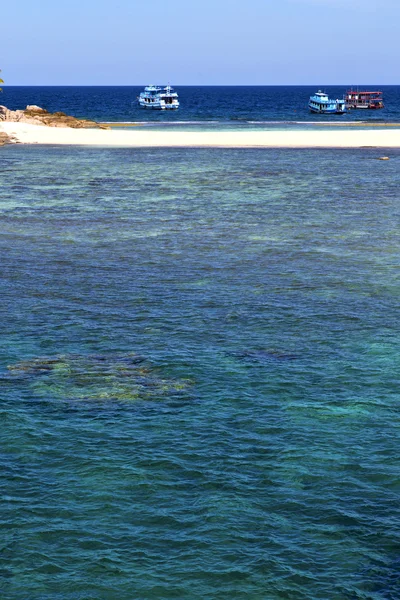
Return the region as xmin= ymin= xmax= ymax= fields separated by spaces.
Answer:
xmin=1 ymin=146 xmax=400 ymax=599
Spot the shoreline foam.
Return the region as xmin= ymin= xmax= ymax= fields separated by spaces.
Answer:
xmin=2 ymin=121 xmax=400 ymax=148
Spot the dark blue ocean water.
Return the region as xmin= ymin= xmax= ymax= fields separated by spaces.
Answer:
xmin=3 ymin=85 xmax=400 ymax=125
xmin=1 ymin=142 xmax=400 ymax=599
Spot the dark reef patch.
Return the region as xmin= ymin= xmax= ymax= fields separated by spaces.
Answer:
xmin=7 ymin=352 xmax=192 ymax=402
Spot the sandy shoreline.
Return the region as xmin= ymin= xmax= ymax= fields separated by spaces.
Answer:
xmin=2 ymin=121 xmax=400 ymax=148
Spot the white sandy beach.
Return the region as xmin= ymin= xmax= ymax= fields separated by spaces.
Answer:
xmin=2 ymin=121 xmax=400 ymax=148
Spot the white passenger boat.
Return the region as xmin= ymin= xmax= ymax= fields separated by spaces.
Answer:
xmin=138 ymin=85 xmax=179 ymax=110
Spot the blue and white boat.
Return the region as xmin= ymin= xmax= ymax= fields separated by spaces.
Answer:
xmin=308 ymin=90 xmax=346 ymax=114
xmin=138 ymin=85 xmax=179 ymax=110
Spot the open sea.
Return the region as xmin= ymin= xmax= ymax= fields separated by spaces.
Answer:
xmin=3 ymin=85 xmax=400 ymax=125
xmin=1 ymin=87 xmax=400 ymax=599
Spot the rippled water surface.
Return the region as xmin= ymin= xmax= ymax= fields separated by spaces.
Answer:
xmin=1 ymin=146 xmax=400 ymax=599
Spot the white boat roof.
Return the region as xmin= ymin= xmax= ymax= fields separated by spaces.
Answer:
xmin=144 ymin=85 xmax=162 ymax=92
xmin=143 ymin=85 xmax=176 ymax=91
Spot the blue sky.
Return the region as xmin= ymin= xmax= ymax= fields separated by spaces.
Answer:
xmin=1 ymin=0 xmax=398 ymax=85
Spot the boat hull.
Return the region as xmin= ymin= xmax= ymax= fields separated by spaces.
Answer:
xmin=346 ymin=104 xmax=384 ymax=110
xmin=309 ymin=104 xmax=345 ymax=115
xmin=309 ymin=105 xmax=337 ymax=114
xmin=138 ymin=102 xmax=179 ymax=110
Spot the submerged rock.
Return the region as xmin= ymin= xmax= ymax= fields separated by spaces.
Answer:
xmin=7 ymin=352 xmax=192 ymax=402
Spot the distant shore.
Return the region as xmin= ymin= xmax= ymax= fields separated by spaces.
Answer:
xmin=2 ymin=121 xmax=400 ymax=148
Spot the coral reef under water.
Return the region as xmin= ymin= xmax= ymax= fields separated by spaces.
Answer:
xmin=7 ymin=353 xmax=191 ymax=402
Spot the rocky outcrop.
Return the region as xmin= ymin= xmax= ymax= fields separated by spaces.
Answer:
xmin=0 ymin=105 xmax=42 ymax=124
xmin=0 ymin=104 xmax=107 ymax=129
